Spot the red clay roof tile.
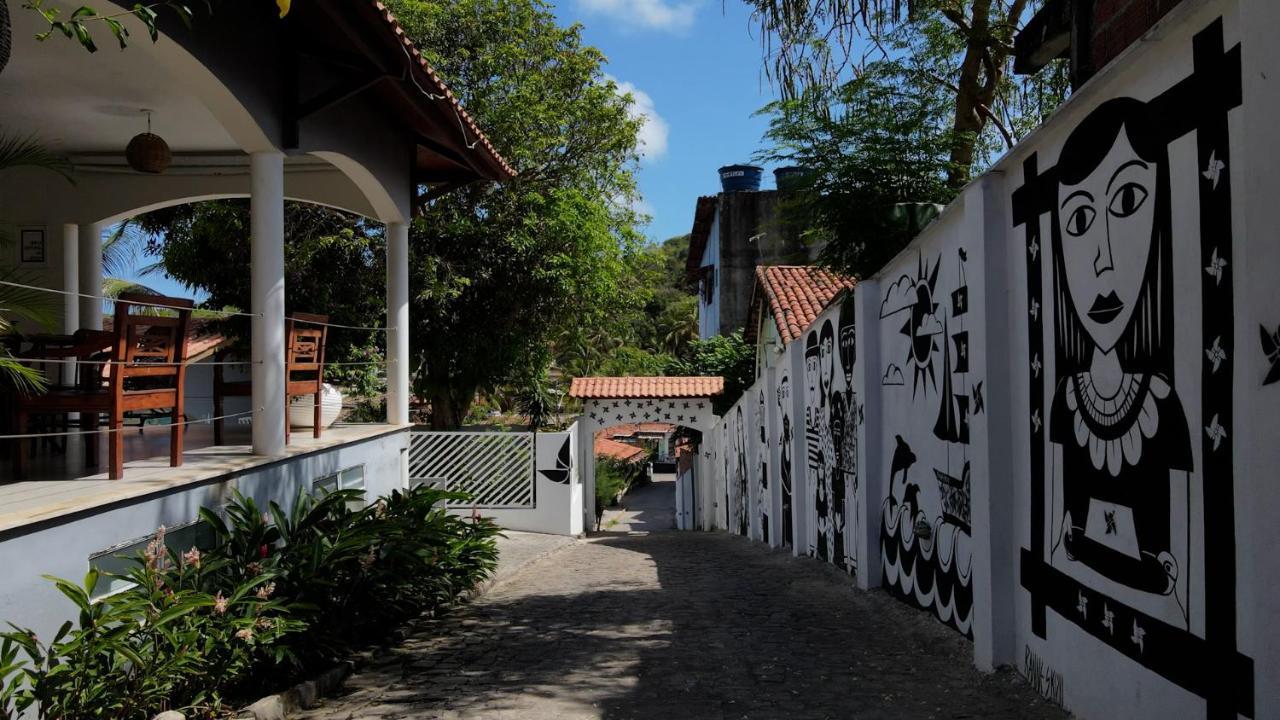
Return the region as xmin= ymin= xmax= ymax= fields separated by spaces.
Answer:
xmin=747 ymin=266 xmax=855 ymax=345
xmin=568 ymin=376 xmax=725 ymax=399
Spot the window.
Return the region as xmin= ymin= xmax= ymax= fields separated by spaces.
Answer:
xmin=88 ymin=521 xmax=214 ymax=601
xmin=313 ymin=465 xmax=367 ymax=510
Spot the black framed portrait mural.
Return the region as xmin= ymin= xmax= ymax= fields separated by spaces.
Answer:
xmin=1013 ymin=17 xmax=1253 ymax=717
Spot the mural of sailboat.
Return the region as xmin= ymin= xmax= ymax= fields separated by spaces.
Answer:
xmin=933 ymin=317 xmax=970 ymax=445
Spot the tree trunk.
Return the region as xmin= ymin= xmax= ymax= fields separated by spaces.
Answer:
xmin=945 ymin=0 xmax=1001 ymax=188
xmin=426 ymin=371 xmax=475 ymax=430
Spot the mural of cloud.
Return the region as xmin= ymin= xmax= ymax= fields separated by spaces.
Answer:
xmin=915 ymin=311 xmax=944 ymax=340
xmin=608 ymin=77 xmax=670 ymax=163
xmin=883 ymin=364 xmax=905 ymax=386
xmin=577 ymin=0 xmax=696 ymax=32
xmin=880 ymin=274 xmax=918 ymax=318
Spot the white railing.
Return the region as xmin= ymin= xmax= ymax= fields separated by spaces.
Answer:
xmin=408 ymin=430 xmax=536 ymax=508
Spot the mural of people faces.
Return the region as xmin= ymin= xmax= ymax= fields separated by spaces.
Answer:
xmin=804 ymin=334 xmax=821 ymax=425
xmin=819 ymin=320 xmax=835 ymax=403
xmin=1057 ymin=103 xmax=1159 ymax=355
xmin=839 ymin=299 xmax=856 ymax=391
xmin=1049 ymin=96 xmax=1190 ymax=603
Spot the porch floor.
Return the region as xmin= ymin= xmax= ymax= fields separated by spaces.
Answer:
xmin=0 ymin=423 xmax=406 ymax=536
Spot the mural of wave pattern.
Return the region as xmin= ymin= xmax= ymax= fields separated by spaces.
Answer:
xmin=880 ymin=500 xmax=974 ymax=637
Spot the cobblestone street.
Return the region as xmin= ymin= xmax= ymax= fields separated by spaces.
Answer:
xmin=299 ymin=525 xmax=1067 ymax=720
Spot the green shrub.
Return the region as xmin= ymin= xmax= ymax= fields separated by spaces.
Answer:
xmin=0 ymin=484 xmax=501 ymax=719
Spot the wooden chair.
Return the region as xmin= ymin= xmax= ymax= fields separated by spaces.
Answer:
xmin=12 ymin=294 xmax=193 ymax=480
xmin=213 ymin=312 xmax=329 ymax=446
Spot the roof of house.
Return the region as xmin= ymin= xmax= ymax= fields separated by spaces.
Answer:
xmin=684 ymin=195 xmax=718 ymax=278
xmin=594 ymin=435 xmax=649 ymax=464
xmin=569 ymin=376 xmax=725 ymax=399
xmin=602 ymin=422 xmax=676 ymax=439
xmin=746 ymin=265 xmax=856 ymax=346
xmin=102 ymin=317 xmax=232 ymax=363
xmin=367 ymin=1 xmax=515 ymax=181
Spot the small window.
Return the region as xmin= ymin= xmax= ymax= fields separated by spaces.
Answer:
xmin=313 ymin=465 xmax=367 ymax=510
xmin=88 ymin=521 xmax=214 ymax=600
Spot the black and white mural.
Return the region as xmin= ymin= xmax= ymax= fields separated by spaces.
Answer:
xmin=777 ymin=364 xmax=795 ymax=549
xmin=796 ymin=298 xmax=860 ymax=576
xmin=755 ymin=387 xmax=770 ymax=544
xmin=1013 ymin=17 xmax=1253 ymax=717
xmin=539 ymin=435 xmax=573 ymax=485
xmin=729 ymin=404 xmax=749 ymax=537
xmin=878 ymin=244 xmax=975 ymax=636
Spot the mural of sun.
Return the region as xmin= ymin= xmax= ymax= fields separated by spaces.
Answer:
xmin=900 ymin=255 xmax=942 ymax=399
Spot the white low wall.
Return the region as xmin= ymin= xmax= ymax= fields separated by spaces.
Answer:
xmin=0 ymin=428 xmax=408 ymax=646
xmin=463 ymin=425 xmax=584 ymax=537
xmin=709 ymin=1 xmax=1280 ymax=716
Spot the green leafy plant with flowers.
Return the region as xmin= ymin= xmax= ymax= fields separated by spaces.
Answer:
xmin=0 ymin=484 xmax=500 ymax=718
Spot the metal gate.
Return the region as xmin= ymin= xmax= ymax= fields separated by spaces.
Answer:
xmin=408 ymin=430 xmax=536 ymax=508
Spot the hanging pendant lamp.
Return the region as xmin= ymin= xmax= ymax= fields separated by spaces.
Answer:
xmin=126 ymin=110 xmax=172 ymax=174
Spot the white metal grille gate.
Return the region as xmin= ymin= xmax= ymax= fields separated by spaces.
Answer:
xmin=408 ymin=430 xmax=536 ymax=508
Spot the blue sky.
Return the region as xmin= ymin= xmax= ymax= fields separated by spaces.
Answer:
xmin=553 ymin=0 xmax=782 ymax=242
xmin=130 ymin=1 xmax=777 ymax=296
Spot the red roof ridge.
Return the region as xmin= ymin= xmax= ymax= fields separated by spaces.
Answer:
xmin=568 ymin=376 xmax=725 ymax=399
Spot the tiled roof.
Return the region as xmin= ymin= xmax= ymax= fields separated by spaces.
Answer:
xmin=748 ymin=265 xmax=856 ymax=345
xmin=602 ymin=422 xmax=676 ymax=439
xmin=569 ymin=376 xmax=725 ymax=399
xmin=370 ymin=2 xmax=515 ymax=180
xmin=594 ymin=435 xmax=649 ymax=464
xmin=102 ymin=317 xmax=230 ymax=363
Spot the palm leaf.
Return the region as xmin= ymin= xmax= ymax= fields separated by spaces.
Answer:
xmin=0 ymin=133 xmax=73 ymax=179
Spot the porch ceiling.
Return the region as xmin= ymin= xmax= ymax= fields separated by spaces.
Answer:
xmin=0 ymin=6 xmax=237 ymax=155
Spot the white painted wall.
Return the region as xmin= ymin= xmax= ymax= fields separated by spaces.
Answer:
xmin=465 ymin=426 xmax=583 ymax=537
xmin=697 ymin=211 xmax=722 ymax=340
xmin=0 ymin=429 xmax=408 ymax=648
xmin=705 ymin=2 xmax=1277 ymax=716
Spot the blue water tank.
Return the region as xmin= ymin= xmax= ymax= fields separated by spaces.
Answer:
xmin=718 ymin=164 xmax=763 ymax=193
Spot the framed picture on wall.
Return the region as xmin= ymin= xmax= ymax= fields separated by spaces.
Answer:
xmin=18 ymin=227 xmax=46 ymax=266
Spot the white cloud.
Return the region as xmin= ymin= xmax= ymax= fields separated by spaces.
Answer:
xmin=576 ymin=0 xmax=697 ymax=32
xmin=610 ymin=77 xmax=669 ymax=163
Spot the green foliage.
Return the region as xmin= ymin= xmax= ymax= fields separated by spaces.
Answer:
xmin=19 ymin=1 xmax=289 ymax=55
xmin=594 ymin=457 xmax=645 ymax=530
xmin=389 ymin=0 xmax=644 ymax=428
xmin=135 ymin=201 xmax=389 ymax=399
xmin=0 ymin=134 xmax=69 ymax=394
xmin=666 ymin=331 xmax=755 ymax=414
xmin=757 ymin=11 xmax=1068 ymax=278
xmin=0 ymin=485 xmax=500 ymax=719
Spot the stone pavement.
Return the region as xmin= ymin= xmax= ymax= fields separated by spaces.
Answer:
xmin=598 ymin=474 xmax=677 ymax=533
xmin=297 ymin=527 xmax=1068 ymax=720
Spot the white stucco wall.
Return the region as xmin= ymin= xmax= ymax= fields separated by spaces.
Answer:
xmin=466 ymin=426 xmax=583 ymax=537
xmin=706 ymin=2 xmax=1275 ymax=716
xmin=698 ymin=212 xmax=722 ymax=340
xmin=0 ymin=428 xmax=408 ymax=647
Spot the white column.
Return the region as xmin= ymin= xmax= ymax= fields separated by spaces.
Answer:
xmin=251 ymin=152 xmax=286 ymax=456
xmin=79 ymin=222 xmax=104 ymax=330
xmin=386 ymin=222 xmax=410 ymax=426
xmin=60 ymin=224 xmax=79 ymax=334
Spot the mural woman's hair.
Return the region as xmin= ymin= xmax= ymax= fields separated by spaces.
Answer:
xmin=1051 ymin=97 xmax=1175 ymax=375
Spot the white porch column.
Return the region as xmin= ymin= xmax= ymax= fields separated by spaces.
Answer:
xmin=386 ymin=222 xmax=410 ymax=426
xmin=78 ymin=223 xmax=104 ymax=330
xmin=60 ymin=224 xmax=79 ymax=334
xmin=251 ymin=152 xmax=286 ymax=456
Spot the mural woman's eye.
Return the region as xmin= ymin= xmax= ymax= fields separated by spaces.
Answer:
xmin=1065 ymin=205 xmax=1096 ymax=237
xmin=1108 ymin=182 xmax=1149 ymax=218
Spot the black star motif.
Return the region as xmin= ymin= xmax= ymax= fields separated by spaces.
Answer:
xmin=677 ymin=415 xmax=684 ymax=422
xmin=1104 ymin=511 xmax=1117 ymax=535
xmin=630 ymin=412 xmax=637 ymax=419
xmin=664 ymin=414 xmax=672 ymax=420
xmin=683 ymin=402 xmax=690 ymax=409
xmin=624 ymin=400 xmax=632 ymax=407
xmin=616 ymin=414 xmax=623 ymax=422
xmin=697 ymin=402 xmax=705 ymax=410
xmin=690 ymin=416 xmax=698 ymax=423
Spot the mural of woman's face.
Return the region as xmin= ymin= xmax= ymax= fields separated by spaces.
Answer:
xmin=1057 ymin=129 xmax=1156 ymax=353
